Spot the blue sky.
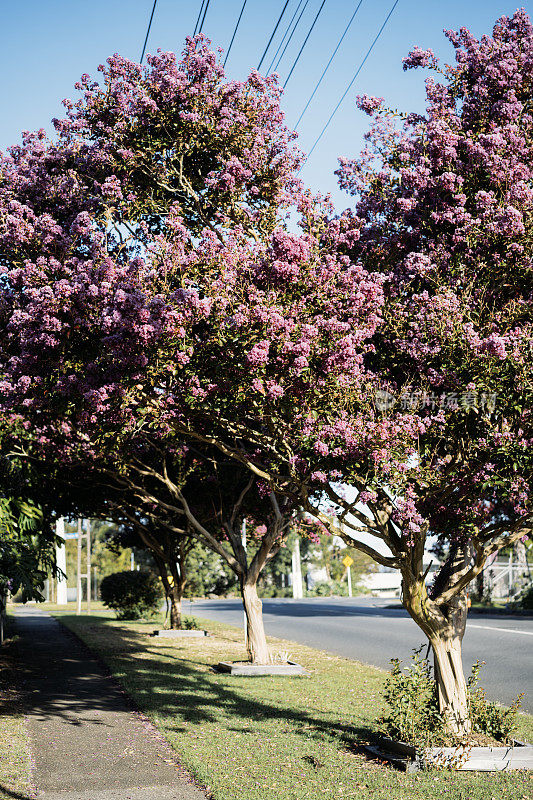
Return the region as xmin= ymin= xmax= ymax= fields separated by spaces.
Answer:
xmin=1 ymin=1 xmax=529 ymax=208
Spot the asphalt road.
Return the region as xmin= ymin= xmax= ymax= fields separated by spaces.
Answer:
xmin=186 ymin=596 xmax=533 ymax=713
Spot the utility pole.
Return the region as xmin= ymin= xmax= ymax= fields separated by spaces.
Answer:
xmin=76 ymin=519 xmax=92 ymax=615
xmin=77 ymin=518 xmax=82 ymax=615
xmin=291 ymin=537 xmax=303 ymax=599
xmin=56 ymin=517 xmax=68 ymax=605
xmin=86 ymin=519 xmax=91 ymax=614
xmin=242 ymin=518 xmax=247 ymax=646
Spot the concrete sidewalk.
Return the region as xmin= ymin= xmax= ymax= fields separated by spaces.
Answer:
xmin=13 ymin=607 xmax=207 ymax=800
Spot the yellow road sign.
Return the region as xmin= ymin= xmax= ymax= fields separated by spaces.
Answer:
xmin=342 ymin=555 xmax=354 ymax=568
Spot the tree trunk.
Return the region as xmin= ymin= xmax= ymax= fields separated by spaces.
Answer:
xmin=168 ymin=560 xmax=187 ymax=630
xmin=474 ymin=569 xmax=484 ymax=602
xmin=402 ymin=558 xmax=471 ymax=738
xmin=153 ymin=555 xmax=184 ymax=630
xmin=169 ymin=588 xmax=182 ymax=629
xmin=430 ymin=629 xmax=470 ymax=737
xmin=242 ymin=580 xmax=270 ymax=664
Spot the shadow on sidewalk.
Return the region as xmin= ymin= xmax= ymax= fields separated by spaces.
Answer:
xmin=27 ymin=613 xmax=380 ymax=757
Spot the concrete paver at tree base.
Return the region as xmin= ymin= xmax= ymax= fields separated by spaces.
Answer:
xmin=13 ymin=607 xmax=207 ymax=800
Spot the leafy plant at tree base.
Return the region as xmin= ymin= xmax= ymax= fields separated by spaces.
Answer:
xmin=100 ymin=570 xmax=163 ymax=620
xmin=380 ymin=650 xmax=523 ymax=749
xmin=467 ymin=661 xmax=523 ymax=743
xmin=380 ymin=647 xmax=447 ymax=749
xmin=182 ymin=616 xmax=199 ymax=630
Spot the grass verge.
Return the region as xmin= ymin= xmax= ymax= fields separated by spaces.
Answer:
xmin=0 ymin=617 xmax=34 ymax=800
xmin=53 ymin=612 xmax=533 ymax=800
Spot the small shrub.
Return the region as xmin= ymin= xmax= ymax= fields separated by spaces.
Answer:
xmin=182 ymin=616 xmax=199 ymax=630
xmin=467 ymin=661 xmax=523 ymax=743
xmin=100 ymin=570 xmax=163 ymax=620
xmin=380 ymin=649 xmax=523 ymax=749
xmin=270 ymin=649 xmax=291 ymax=664
xmin=308 ymin=579 xmax=357 ymax=597
xmin=258 ymin=585 xmax=293 ymax=598
xmin=517 ymin=584 xmax=533 ymax=610
xmin=379 ymin=646 xmax=446 ymax=748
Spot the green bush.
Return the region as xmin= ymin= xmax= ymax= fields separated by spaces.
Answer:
xmin=309 ymin=581 xmax=333 ymax=596
xmin=517 ymin=584 xmax=533 ymax=610
xmin=379 ymin=647 xmax=446 ymax=748
xmin=182 ymin=616 xmax=199 ymax=630
xmin=308 ymin=579 xmax=354 ymax=597
xmin=380 ymin=649 xmax=523 ymax=749
xmin=100 ymin=570 xmax=163 ymax=620
xmin=259 ymin=585 xmax=293 ymax=598
xmin=467 ymin=661 xmax=523 ymax=743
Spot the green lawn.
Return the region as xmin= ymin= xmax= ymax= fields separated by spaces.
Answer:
xmin=54 ymin=612 xmax=533 ymax=800
xmin=0 ymin=620 xmax=34 ymax=800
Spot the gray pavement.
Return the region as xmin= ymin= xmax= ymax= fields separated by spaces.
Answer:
xmin=186 ymin=596 xmax=533 ymax=712
xmin=12 ymin=607 xmax=207 ymax=800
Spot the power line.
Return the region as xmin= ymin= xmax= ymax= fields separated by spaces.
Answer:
xmin=193 ymin=0 xmax=206 ymax=37
xmin=283 ymin=0 xmax=328 ymax=87
xmin=272 ymin=0 xmax=310 ymax=75
xmin=295 ymin=0 xmax=365 ymax=129
xmin=140 ymin=0 xmax=158 ymax=64
xmin=257 ymin=1 xmax=290 ymax=72
xmin=224 ymin=0 xmax=248 ymax=67
xmin=198 ymin=0 xmax=212 ymax=32
xmin=304 ymin=0 xmax=400 ymax=162
xmin=266 ymin=0 xmax=305 ymax=75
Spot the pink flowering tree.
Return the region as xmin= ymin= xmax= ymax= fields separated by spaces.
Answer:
xmin=0 ymin=39 xmax=354 ymax=662
xmin=329 ymin=10 xmax=533 ymax=734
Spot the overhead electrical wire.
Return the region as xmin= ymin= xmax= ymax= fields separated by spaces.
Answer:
xmin=272 ymin=0 xmax=310 ymax=75
xmin=257 ymin=1 xmax=290 ymax=72
xmin=224 ymin=0 xmax=248 ymax=67
xmin=198 ymin=0 xmax=212 ymax=32
xmin=294 ymin=0 xmax=365 ymax=129
xmin=265 ymin=0 xmax=306 ymax=75
xmin=193 ymin=0 xmax=207 ymax=36
xmin=140 ymin=0 xmax=158 ymax=64
xmin=304 ymin=0 xmax=400 ymax=162
xmin=283 ymin=0 xmax=328 ymax=87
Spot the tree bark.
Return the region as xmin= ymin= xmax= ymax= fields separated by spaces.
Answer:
xmin=402 ymin=542 xmax=472 ymax=738
xmin=403 ymin=588 xmax=471 ymax=736
xmin=430 ymin=630 xmax=469 ymax=736
xmin=154 ymin=554 xmax=186 ymax=630
xmin=169 ymin=587 xmax=182 ymax=629
xmin=241 ymin=580 xmax=270 ymax=664
xmin=168 ymin=556 xmax=188 ymax=630
xmin=474 ymin=569 xmax=484 ymax=602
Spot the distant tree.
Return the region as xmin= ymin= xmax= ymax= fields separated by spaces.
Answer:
xmin=105 ymin=519 xmax=193 ymax=629
xmin=305 ymin=532 xmax=376 ymax=589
